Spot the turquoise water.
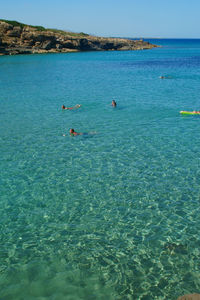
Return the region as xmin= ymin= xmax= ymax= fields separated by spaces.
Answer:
xmin=1 ymin=39 xmax=200 ymax=300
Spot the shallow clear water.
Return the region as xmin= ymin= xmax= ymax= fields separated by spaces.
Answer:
xmin=1 ymin=40 xmax=200 ymax=300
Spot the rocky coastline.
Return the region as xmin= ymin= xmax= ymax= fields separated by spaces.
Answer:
xmin=0 ymin=20 xmax=157 ymax=55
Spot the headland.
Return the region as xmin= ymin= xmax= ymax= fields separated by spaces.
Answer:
xmin=0 ymin=19 xmax=157 ymax=55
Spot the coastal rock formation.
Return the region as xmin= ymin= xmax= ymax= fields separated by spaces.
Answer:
xmin=0 ymin=20 xmax=157 ymax=55
xmin=177 ymin=294 xmax=200 ymax=300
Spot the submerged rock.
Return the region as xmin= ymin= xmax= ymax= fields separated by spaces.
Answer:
xmin=164 ymin=242 xmax=187 ymax=254
xmin=0 ymin=20 xmax=157 ymax=55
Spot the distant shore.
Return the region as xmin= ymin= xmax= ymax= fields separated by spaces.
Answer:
xmin=0 ymin=19 xmax=157 ymax=56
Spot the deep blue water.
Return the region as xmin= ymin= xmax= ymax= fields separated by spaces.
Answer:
xmin=1 ymin=39 xmax=200 ymax=300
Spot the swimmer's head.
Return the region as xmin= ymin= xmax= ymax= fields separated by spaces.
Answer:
xmin=62 ymin=105 xmax=65 ymax=109
xmin=112 ymin=100 xmax=116 ymax=107
xmin=70 ymin=128 xmax=74 ymax=134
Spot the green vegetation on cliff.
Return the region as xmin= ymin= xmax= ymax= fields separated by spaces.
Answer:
xmin=0 ymin=19 xmax=89 ymax=37
xmin=0 ymin=19 xmax=46 ymax=31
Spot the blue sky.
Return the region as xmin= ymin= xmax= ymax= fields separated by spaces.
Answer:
xmin=1 ymin=0 xmax=200 ymax=38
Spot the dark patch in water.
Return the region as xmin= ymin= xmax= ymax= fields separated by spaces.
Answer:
xmin=164 ymin=242 xmax=187 ymax=254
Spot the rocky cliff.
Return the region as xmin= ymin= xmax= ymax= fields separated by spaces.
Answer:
xmin=0 ymin=20 xmax=157 ymax=55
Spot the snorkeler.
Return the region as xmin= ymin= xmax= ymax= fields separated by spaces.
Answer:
xmin=62 ymin=104 xmax=81 ymax=110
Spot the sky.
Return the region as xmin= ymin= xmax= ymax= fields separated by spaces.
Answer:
xmin=1 ymin=0 xmax=200 ymax=38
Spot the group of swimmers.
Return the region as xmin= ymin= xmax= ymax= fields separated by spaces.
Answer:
xmin=62 ymin=100 xmax=117 ymax=136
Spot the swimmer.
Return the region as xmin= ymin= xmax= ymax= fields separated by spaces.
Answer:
xmin=63 ymin=128 xmax=82 ymax=136
xmin=63 ymin=128 xmax=97 ymax=137
xmin=69 ymin=128 xmax=82 ymax=136
xmin=159 ymin=75 xmax=172 ymax=79
xmin=111 ymin=100 xmax=117 ymax=107
xmin=62 ymin=104 xmax=81 ymax=110
xmin=63 ymin=128 xmax=81 ymax=136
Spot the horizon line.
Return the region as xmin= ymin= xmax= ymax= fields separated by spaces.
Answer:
xmin=111 ymin=36 xmax=200 ymax=40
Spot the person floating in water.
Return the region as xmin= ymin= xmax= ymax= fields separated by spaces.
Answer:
xmin=112 ymin=100 xmax=117 ymax=107
xmin=62 ymin=104 xmax=81 ymax=110
xmin=159 ymin=75 xmax=172 ymax=79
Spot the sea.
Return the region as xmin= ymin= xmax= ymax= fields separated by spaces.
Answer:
xmin=1 ymin=39 xmax=200 ymax=300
